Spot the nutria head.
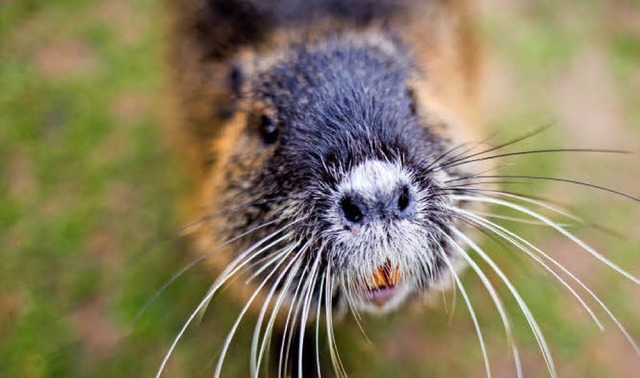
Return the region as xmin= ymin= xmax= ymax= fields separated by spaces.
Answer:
xmin=199 ymin=32 xmax=473 ymax=316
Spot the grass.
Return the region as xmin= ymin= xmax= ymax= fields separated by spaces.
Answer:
xmin=1 ymin=0 xmax=639 ymax=377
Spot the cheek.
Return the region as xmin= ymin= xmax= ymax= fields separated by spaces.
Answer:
xmin=226 ymin=137 xmax=272 ymax=183
xmin=212 ymin=118 xmax=274 ymax=192
xmin=199 ymin=113 xmax=274 ymax=222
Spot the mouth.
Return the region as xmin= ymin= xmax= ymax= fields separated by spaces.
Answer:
xmin=365 ymin=260 xmax=400 ymax=307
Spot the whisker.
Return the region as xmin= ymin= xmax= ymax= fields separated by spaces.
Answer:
xmin=450 ymin=227 xmax=557 ymax=377
xmin=430 ymin=125 xmax=551 ymax=173
xmin=155 ymin=226 xmax=295 ymax=378
xmin=279 ymin=287 xmax=305 ymax=377
xmin=248 ymin=239 xmax=305 ymax=377
xmin=341 ymin=270 xmax=370 ymax=343
xmin=444 ymin=180 xmax=540 ymax=189
xmin=254 ymin=241 xmax=311 ymax=376
xmin=214 ymin=242 xmax=300 ymax=377
xmin=179 ymin=197 xmax=290 ymax=236
xmin=425 ymin=126 xmax=519 ymax=174
xmin=468 ymin=210 xmax=574 ymax=227
xmin=297 ymin=250 xmax=324 ymax=377
xmin=446 ymin=268 xmax=458 ymax=324
xmin=438 ymin=231 xmax=523 ymax=378
xmin=424 ymin=140 xmax=488 ymax=174
xmin=435 ymin=244 xmax=492 ymax=378
xmin=452 ymin=209 xmax=604 ymax=328
xmin=441 ymin=187 xmax=626 ymax=238
xmin=278 ymin=251 xmax=315 ymax=377
xmin=246 ymin=241 xmax=303 ymax=284
xmin=283 ymin=254 xmax=321 ymax=377
xmin=452 ymin=205 xmax=640 ymax=354
xmin=453 ymin=195 xmax=640 ymax=285
xmin=442 ymin=187 xmax=580 ymax=221
xmin=197 ymin=221 xmax=304 ymax=322
xmin=448 ymin=175 xmax=640 ymax=204
xmin=344 ymin=288 xmax=372 ymax=345
xmin=136 ymin=219 xmax=284 ymax=327
xmin=441 ymin=148 xmax=628 ymax=171
xmin=315 ymin=271 xmax=327 ymax=378
xmin=325 ymin=267 xmax=347 ymax=377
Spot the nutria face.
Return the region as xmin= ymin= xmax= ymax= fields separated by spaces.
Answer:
xmin=207 ymin=35 xmax=471 ymax=316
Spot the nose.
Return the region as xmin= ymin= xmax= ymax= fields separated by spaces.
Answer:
xmin=339 ymin=184 xmax=416 ymax=228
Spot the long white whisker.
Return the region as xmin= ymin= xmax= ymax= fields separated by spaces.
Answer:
xmin=197 ymin=221 xmax=302 ymax=323
xmin=249 ymin=240 xmax=304 ymax=377
xmin=436 ymin=245 xmax=492 ymax=378
xmin=155 ymin=226 xmax=295 ymax=378
xmin=136 ymin=218 xmax=282 ymax=325
xmin=255 ymin=244 xmax=309 ymax=376
xmin=459 ymin=188 xmax=625 ymax=239
xmin=439 ymin=231 xmax=522 ymax=378
xmin=297 ymin=250 xmax=323 ymax=377
xmin=456 ymin=207 xmax=639 ymax=354
xmin=246 ymin=240 xmax=302 ymax=284
xmin=344 ymin=292 xmax=371 ymax=344
xmin=325 ymin=267 xmax=347 ymax=377
xmin=451 ymin=227 xmax=557 ymax=378
xmin=470 ymin=210 xmax=573 ymax=227
xmin=453 ymin=195 xmax=640 ymax=285
xmin=454 ymin=188 xmax=581 ymax=222
xmin=279 ymin=251 xmax=313 ymax=377
xmin=449 ymin=265 xmax=458 ymax=322
xmin=283 ymin=255 xmax=319 ymax=377
xmin=214 ymin=242 xmax=299 ymax=377
xmin=341 ymin=268 xmax=370 ymax=344
xmin=439 ymin=279 xmax=450 ymax=314
xmin=315 ymin=271 xmax=327 ymax=378
xmin=250 ymin=242 xmax=309 ymax=377
xmin=453 ymin=208 xmax=604 ymax=328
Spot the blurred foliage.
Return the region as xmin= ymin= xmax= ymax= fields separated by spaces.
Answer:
xmin=1 ymin=0 xmax=639 ymax=377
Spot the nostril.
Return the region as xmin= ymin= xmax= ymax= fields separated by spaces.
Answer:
xmin=397 ymin=186 xmax=411 ymax=212
xmin=340 ymin=196 xmax=364 ymax=224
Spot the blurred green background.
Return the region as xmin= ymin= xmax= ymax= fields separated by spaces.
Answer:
xmin=1 ymin=0 xmax=639 ymax=377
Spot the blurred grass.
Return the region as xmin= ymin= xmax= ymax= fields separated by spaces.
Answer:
xmin=1 ymin=0 xmax=639 ymax=377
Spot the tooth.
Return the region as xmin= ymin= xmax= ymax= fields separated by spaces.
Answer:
xmin=371 ymin=263 xmax=400 ymax=288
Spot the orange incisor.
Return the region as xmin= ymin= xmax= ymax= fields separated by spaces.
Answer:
xmin=371 ymin=260 xmax=400 ymax=289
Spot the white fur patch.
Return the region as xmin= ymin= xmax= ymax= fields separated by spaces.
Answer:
xmin=338 ymin=160 xmax=411 ymax=200
xmin=325 ymin=159 xmax=441 ymax=314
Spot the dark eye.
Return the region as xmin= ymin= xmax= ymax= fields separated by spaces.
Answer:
xmin=259 ymin=115 xmax=279 ymax=145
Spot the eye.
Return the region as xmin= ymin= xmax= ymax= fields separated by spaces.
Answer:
xmin=259 ymin=114 xmax=279 ymax=145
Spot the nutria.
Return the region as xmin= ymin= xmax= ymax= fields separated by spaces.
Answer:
xmin=160 ymin=0 xmax=639 ymax=377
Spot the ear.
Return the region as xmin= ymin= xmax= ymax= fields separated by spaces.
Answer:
xmin=219 ymin=56 xmax=255 ymax=120
xmin=407 ymin=87 xmax=417 ymax=116
xmin=214 ymin=61 xmax=246 ymax=120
